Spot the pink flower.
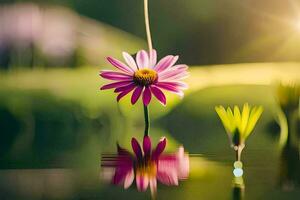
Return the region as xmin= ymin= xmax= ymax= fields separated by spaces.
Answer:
xmin=100 ymin=50 xmax=189 ymax=106
xmin=101 ymin=136 xmax=189 ymax=197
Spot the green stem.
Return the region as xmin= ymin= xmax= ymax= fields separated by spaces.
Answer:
xmin=143 ymin=0 xmax=152 ymax=138
xmin=144 ymin=0 xmax=153 ymax=52
xmin=235 ymin=145 xmax=243 ymax=162
xmin=235 ymin=149 xmax=240 ymax=162
xmin=143 ymin=105 xmax=150 ymax=137
xmin=287 ymin=109 xmax=299 ymax=148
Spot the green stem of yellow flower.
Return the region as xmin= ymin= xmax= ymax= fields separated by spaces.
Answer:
xmin=235 ymin=146 xmax=243 ymax=162
xmin=235 ymin=149 xmax=240 ymax=162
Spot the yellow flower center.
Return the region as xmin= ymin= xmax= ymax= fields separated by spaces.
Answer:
xmin=133 ymin=69 xmax=158 ymax=86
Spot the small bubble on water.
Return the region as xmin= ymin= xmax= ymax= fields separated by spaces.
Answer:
xmin=233 ymin=168 xmax=243 ymax=177
xmin=234 ymin=161 xmax=243 ymax=168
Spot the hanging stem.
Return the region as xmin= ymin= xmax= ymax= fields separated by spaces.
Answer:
xmin=143 ymin=0 xmax=152 ymax=137
xmin=144 ymin=0 xmax=153 ymax=52
xmin=144 ymin=105 xmax=150 ymax=136
xmin=235 ymin=149 xmax=241 ymax=162
xmin=235 ymin=145 xmax=243 ymax=162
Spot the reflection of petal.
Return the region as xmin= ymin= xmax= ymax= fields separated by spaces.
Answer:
xmin=113 ymin=167 xmax=127 ymax=185
xmin=102 ymin=144 xmax=134 ymax=187
xmin=113 ymin=159 xmax=133 ymax=186
xmin=101 ymin=137 xmax=190 ymax=194
xmin=143 ymin=136 xmax=152 ymax=157
xmin=157 ymin=165 xmax=178 ymax=186
xmin=157 ymin=147 xmax=189 ymax=185
xmin=177 ymin=146 xmax=189 ymax=179
xmin=131 ymin=137 xmax=143 ymax=160
xmin=136 ymin=173 xmax=149 ymax=191
xmin=124 ymin=169 xmax=134 ymax=189
xmin=117 ymin=143 xmax=131 ymax=156
xmin=149 ymin=178 xmax=157 ymax=198
xmin=152 ymin=137 xmax=167 ymax=160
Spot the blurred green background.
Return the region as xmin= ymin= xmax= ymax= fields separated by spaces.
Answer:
xmin=3 ymin=0 xmax=300 ymax=66
xmin=0 ymin=0 xmax=300 ymax=199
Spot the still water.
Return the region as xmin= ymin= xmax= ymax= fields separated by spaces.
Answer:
xmin=0 ymin=85 xmax=299 ymax=199
xmin=0 ymin=150 xmax=299 ymax=200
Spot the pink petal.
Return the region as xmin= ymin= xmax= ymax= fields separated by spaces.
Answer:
xmin=107 ymin=57 xmax=134 ymax=74
xmin=157 ymin=81 xmax=188 ymax=89
xmin=100 ymin=71 xmax=132 ymax=81
xmin=159 ymin=64 xmax=188 ymax=75
xmin=155 ymin=83 xmax=184 ymax=97
xmin=136 ymin=173 xmax=149 ymax=192
xmin=154 ymin=55 xmax=178 ymax=72
xmin=149 ymin=49 xmax=157 ymax=68
xmin=161 ymin=72 xmax=189 ymax=81
xmin=158 ymin=66 xmax=188 ymax=80
xmin=100 ymin=81 xmax=132 ymax=90
xmin=124 ymin=169 xmax=134 ymax=189
xmin=155 ymin=82 xmax=182 ymax=91
xmin=150 ymin=86 xmax=166 ymax=105
xmin=131 ymin=86 xmax=143 ymax=105
xmin=143 ymin=136 xmax=152 ymax=157
xmin=152 ymin=137 xmax=167 ymax=160
xmin=131 ymin=137 xmax=143 ymax=160
xmin=169 ymin=64 xmax=188 ymax=71
xmin=136 ymin=50 xmax=149 ymax=69
xmin=117 ymin=85 xmax=136 ymax=102
xmin=114 ymin=83 xmax=136 ymax=93
xmin=174 ymin=64 xmax=188 ymax=69
xmin=142 ymin=87 xmax=152 ymax=106
xmin=153 ymin=56 xmax=172 ymax=71
xmin=122 ymin=52 xmax=138 ymax=71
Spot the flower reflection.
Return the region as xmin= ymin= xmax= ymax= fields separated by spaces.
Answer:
xmin=277 ymin=82 xmax=300 ymax=113
xmin=101 ymin=136 xmax=189 ymax=197
xmin=276 ymin=82 xmax=300 ymax=190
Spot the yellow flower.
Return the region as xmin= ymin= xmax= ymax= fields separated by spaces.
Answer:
xmin=215 ymin=103 xmax=263 ymax=148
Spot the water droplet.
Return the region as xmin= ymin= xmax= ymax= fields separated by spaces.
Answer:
xmin=234 ymin=161 xmax=243 ymax=168
xmin=233 ymin=168 xmax=243 ymax=177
